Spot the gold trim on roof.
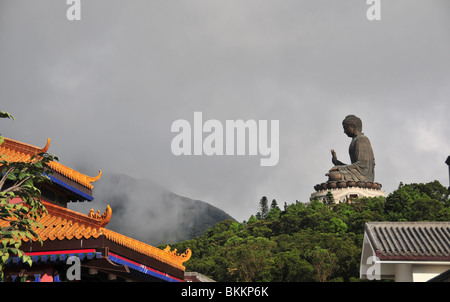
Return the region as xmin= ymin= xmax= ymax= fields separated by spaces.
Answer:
xmin=102 ymin=229 xmax=192 ymax=271
xmin=0 ymin=137 xmax=101 ymax=189
xmin=42 ymin=138 xmax=51 ymax=153
xmin=88 ymin=205 xmax=112 ymax=227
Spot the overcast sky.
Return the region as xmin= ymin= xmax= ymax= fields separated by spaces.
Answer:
xmin=1 ymin=0 xmax=449 ymax=222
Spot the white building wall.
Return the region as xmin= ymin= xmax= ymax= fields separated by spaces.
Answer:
xmin=311 ymin=187 xmax=385 ymax=203
xmin=412 ymin=265 xmax=450 ymax=282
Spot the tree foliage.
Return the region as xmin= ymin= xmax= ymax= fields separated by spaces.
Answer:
xmin=0 ymin=111 xmax=58 ymax=279
xmin=166 ymin=180 xmax=450 ymax=282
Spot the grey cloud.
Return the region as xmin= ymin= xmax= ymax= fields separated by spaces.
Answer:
xmin=1 ymin=0 xmax=449 ymax=222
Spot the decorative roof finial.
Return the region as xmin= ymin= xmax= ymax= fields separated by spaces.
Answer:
xmin=87 ymin=170 xmax=102 ymax=183
xmin=41 ymin=138 xmax=51 ymax=153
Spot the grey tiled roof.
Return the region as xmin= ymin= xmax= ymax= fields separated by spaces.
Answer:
xmin=365 ymin=222 xmax=450 ymax=261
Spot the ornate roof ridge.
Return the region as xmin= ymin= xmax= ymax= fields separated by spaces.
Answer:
xmin=1 ymin=137 xmax=50 ymax=160
xmin=42 ymin=200 xmax=111 ymax=228
xmin=47 ymin=161 xmax=102 ymax=189
xmin=0 ymin=136 xmax=101 ymax=189
xmin=102 ymin=228 xmax=191 ymax=271
xmin=0 ymin=200 xmax=110 ymax=242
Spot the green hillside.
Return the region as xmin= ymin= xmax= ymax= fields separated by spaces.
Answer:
xmin=164 ymin=180 xmax=450 ymax=282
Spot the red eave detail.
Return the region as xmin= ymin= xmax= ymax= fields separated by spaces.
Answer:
xmin=26 ymin=249 xmax=97 ymax=256
xmin=376 ymin=250 xmax=450 ymax=261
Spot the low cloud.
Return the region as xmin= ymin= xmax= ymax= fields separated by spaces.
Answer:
xmin=1 ymin=1 xmax=449 ymax=222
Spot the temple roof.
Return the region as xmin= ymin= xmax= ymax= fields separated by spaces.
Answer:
xmin=0 ymin=137 xmax=102 ymax=190
xmin=1 ymin=136 xmax=191 ymax=281
xmin=0 ymin=200 xmax=191 ymax=272
xmin=364 ymin=221 xmax=450 ymax=261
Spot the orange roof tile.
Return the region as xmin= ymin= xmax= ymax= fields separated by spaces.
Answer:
xmin=103 ymin=229 xmax=192 ymax=271
xmin=0 ymin=201 xmax=191 ymax=271
xmin=0 ymin=137 xmax=101 ymax=189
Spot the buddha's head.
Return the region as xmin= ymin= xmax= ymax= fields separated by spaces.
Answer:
xmin=342 ymin=115 xmax=362 ymax=138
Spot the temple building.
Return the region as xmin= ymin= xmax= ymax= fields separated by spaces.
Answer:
xmin=360 ymin=222 xmax=450 ymax=282
xmin=0 ymin=137 xmax=191 ymax=282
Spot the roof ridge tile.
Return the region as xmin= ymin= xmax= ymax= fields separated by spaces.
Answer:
xmin=1 ymin=136 xmax=101 ymax=189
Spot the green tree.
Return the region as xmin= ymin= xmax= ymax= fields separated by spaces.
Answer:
xmin=272 ymin=250 xmax=315 ymax=281
xmin=324 ymin=191 xmax=335 ymax=207
xmin=385 ymin=182 xmax=420 ymax=220
xmin=270 ymin=199 xmax=279 ymax=210
xmin=308 ymin=246 xmax=339 ymax=282
xmin=257 ymin=196 xmax=269 ymax=220
xmin=408 ymin=197 xmax=443 ymax=221
xmin=410 ymin=180 xmax=449 ymax=204
xmin=329 ymin=217 xmax=348 ymax=235
xmin=266 ymin=199 xmax=281 ymax=221
xmin=0 ymin=111 xmax=58 ymax=279
xmin=385 ymin=181 xmax=449 ymax=221
xmin=279 ymin=201 xmax=306 ymax=233
xmin=247 ymin=215 xmax=258 ymax=224
xmin=225 ymin=236 xmax=276 ymax=281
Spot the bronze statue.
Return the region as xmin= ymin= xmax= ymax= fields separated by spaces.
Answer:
xmin=326 ymin=115 xmax=375 ymax=183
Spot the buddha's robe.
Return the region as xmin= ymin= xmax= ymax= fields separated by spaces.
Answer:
xmin=333 ymin=133 xmax=375 ymax=182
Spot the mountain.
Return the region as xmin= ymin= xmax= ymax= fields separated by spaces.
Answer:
xmin=68 ymin=172 xmax=234 ymax=246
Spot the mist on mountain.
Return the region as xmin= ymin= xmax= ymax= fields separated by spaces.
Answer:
xmin=68 ymin=172 xmax=234 ymax=246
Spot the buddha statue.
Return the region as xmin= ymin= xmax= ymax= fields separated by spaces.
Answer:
xmin=326 ymin=115 xmax=375 ymax=183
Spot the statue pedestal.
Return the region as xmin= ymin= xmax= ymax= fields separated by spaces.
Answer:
xmin=310 ymin=182 xmax=385 ymax=203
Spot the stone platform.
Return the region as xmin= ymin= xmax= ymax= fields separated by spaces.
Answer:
xmin=310 ymin=181 xmax=385 ymax=203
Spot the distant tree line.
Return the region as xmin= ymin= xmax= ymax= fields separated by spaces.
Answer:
xmin=165 ymin=180 xmax=450 ymax=282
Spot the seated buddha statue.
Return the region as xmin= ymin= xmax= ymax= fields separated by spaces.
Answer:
xmin=326 ymin=115 xmax=375 ymax=183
